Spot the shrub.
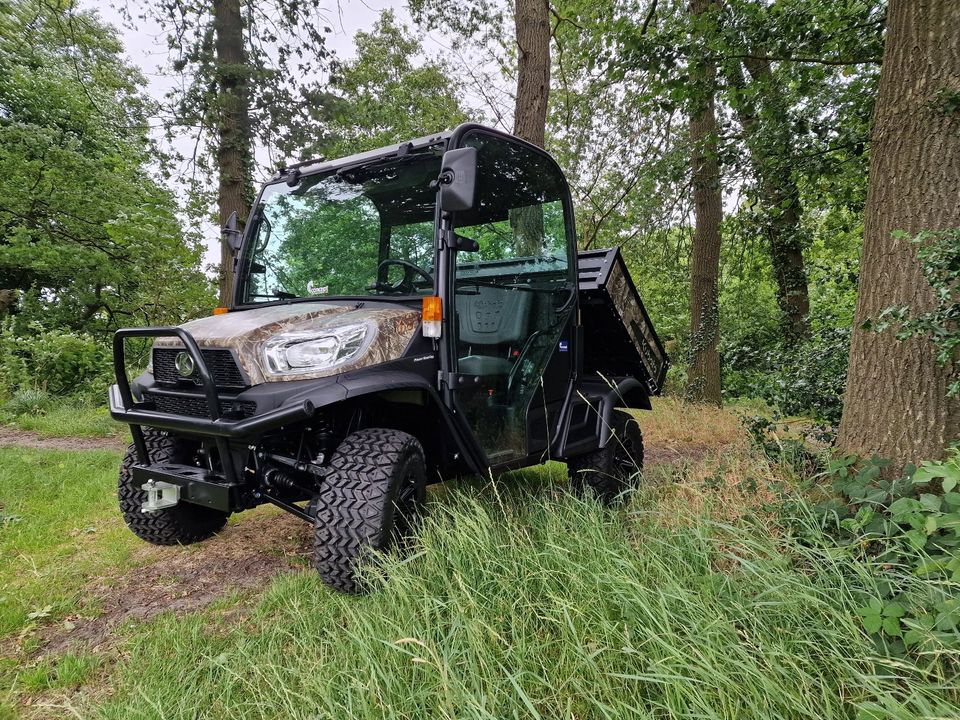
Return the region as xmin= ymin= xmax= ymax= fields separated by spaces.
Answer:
xmin=0 ymin=321 xmax=113 ymax=400
xmin=786 ymin=448 xmax=960 ymax=657
xmin=1 ymin=388 xmax=53 ymax=417
xmin=724 ymin=325 xmax=850 ymax=424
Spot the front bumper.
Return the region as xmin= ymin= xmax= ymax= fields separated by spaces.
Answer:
xmin=108 ymin=384 xmax=314 ymax=439
xmin=112 ymin=325 xmax=320 ymax=489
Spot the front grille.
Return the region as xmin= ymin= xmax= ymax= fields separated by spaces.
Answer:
xmin=143 ymin=391 xmax=257 ymax=420
xmin=153 ymin=348 xmax=246 ymax=388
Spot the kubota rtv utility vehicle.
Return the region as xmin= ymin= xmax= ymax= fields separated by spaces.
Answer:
xmin=110 ymin=124 xmax=667 ymax=592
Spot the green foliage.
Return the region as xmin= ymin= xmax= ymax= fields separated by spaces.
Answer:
xmin=539 ymin=0 xmax=879 ymax=394
xmin=801 ymin=449 xmax=960 ymax=655
xmin=321 ymin=11 xmax=469 ymax=158
xmin=722 ymin=209 xmax=861 ymax=418
xmin=741 ymin=413 xmax=825 ymax=476
xmin=868 ymin=229 xmax=960 ymax=397
xmin=0 ymin=1 xmax=214 ymax=336
xmin=0 ymin=388 xmax=52 ymax=418
xmin=725 ymin=325 xmax=851 ymax=424
xmin=0 ymin=322 xmax=112 ymax=400
xmin=125 ymin=0 xmax=334 ymax=161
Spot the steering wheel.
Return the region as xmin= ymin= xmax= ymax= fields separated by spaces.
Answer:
xmin=374 ymin=259 xmax=434 ymax=294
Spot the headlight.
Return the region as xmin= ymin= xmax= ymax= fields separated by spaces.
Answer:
xmin=263 ymin=322 xmax=374 ymax=376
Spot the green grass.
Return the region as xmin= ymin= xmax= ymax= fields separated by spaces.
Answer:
xmin=0 ymin=447 xmax=133 ymax=639
xmin=89 ymin=477 xmax=958 ymax=719
xmin=9 ymin=403 xmax=122 ymax=439
xmin=1 ymin=408 xmax=958 ymax=718
xmin=0 ymin=446 xmax=134 ymax=717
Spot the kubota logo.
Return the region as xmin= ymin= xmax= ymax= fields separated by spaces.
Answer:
xmin=175 ymin=351 xmax=195 ymax=377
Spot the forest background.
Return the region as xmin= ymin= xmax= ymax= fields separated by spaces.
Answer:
xmin=0 ymin=0 xmax=956 ymax=465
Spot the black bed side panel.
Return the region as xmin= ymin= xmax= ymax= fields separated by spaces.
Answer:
xmin=577 ymin=248 xmax=669 ymax=394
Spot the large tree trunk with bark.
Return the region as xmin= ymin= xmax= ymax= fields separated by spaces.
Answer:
xmin=686 ymin=0 xmax=723 ymax=405
xmin=513 ymin=0 xmax=550 ymax=147
xmin=838 ymin=0 xmax=960 ymax=465
xmin=511 ymin=0 xmax=551 ymax=254
xmin=213 ymin=0 xmax=253 ymax=306
xmin=728 ymin=57 xmax=811 ymax=339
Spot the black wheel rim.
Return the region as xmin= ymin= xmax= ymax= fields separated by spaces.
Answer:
xmin=392 ymin=465 xmax=421 ymax=541
xmin=613 ymin=424 xmax=642 ymax=479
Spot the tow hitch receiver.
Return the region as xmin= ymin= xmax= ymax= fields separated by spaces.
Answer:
xmin=132 ymin=464 xmax=237 ymax=513
xmin=141 ymin=479 xmax=179 ymax=513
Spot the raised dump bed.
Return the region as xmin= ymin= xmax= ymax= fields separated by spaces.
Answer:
xmin=577 ymin=247 xmax=669 ymax=394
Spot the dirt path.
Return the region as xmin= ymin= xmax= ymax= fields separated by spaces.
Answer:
xmin=0 ymin=425 xmax=126 ymax=452
xmin=31 ymin=509 xmax=311 ymax=657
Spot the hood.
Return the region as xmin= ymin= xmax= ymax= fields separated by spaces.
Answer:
xmin=154 ymin=301 xmax=421 ymax=384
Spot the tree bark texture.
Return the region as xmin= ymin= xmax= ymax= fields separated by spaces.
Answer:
xmin=837 ymin=0 xmax=960 ymax=465
xmin=0 ymin=289 xmax=16 ymax=317
xmin=729 ymin=57 xmax=811 ymax=339
xmin=513 ymin=0 xmax=550 ymax=147
xmin=686 ymin=0 xmax=723 ymax=405
xmin=213 ymin=0 xmax=253 ymax=306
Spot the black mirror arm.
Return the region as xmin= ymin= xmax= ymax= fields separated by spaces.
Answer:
xmin=453 ymin=233 xmax=480 ymax=252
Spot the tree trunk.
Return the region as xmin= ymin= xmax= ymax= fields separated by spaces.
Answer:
xmin=513 ymin=0 xmax=550 ymax=147
xmin=837 ymin=0 xmax=960 ymax=465
xmin=213 ymin=0 xmax=253 ymax=306
xmin=511 ymin=0 xmax=551 ymax=253
xmin=0 ymin=289 xmax=17 ymax=317
xmin=728 ymin=57 xmax=811 ymax=339
xmin=686 ymin=0 xmax=723 ymax=405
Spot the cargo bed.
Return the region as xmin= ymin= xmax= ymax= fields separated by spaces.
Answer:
xmin=577 ymin=247 xmax=669 ymax=394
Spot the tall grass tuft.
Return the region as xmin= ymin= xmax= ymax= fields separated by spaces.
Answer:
xmin=93 ymin=476 xmax=959 ymax=720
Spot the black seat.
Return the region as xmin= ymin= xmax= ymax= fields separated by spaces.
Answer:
xmin=457 ymin=285 xmax=533 ymax=376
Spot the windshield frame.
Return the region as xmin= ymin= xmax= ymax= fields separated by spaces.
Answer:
xmin=232 ymin=138 xmax=450 ymax=309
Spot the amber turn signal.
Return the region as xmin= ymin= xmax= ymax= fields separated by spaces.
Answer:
xmin=213 ymin=307 xmax=230 ymax=315
xmin=422 ymin=296 xmax=441 ymax=338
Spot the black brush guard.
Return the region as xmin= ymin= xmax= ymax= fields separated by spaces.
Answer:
xmin=110 ymin=327 xmax=315 ymax=485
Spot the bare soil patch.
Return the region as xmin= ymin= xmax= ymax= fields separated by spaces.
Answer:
xmin=35 ymin=509 xmax=312 ymax=656
xmin=0 ymin=426 xmax=126 ymax=452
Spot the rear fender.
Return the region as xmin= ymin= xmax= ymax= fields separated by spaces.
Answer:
xmin=560 ymin=375 xmax=651 ymax=457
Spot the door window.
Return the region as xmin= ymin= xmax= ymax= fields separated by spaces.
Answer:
xmin=452 ymin=133 xmax=575 ymax=463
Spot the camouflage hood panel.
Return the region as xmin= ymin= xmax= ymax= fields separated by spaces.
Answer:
xmin=154 ymin=302 xmax=421 ymax=385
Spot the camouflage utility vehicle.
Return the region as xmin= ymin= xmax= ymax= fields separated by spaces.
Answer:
xmin=110 ymin=124 xmax=667 ymax=592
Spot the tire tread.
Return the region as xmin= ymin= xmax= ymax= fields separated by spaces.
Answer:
xmin=118 ymin=431 xmax=228 ymax=545
xmin=313 ymin=428 xmax=424 ymax=593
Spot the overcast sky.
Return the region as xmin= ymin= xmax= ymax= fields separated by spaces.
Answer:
xmin=86 ymin=0 xmax=458 ymax=269
xmin=93 ymin=0 xmax=427 ymax=95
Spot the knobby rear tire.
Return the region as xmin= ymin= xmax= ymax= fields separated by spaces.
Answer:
xmin=567 ymin=409 xmax=645 ymax=504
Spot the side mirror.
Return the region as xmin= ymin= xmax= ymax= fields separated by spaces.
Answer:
xmin=223 ymin=210 xmax=242 ymax=252
xmin=438 ymin=147 xmax=477 ymax=212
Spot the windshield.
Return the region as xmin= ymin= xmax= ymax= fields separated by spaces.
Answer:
xmin=238 ymin=147 xmax=443 ymax=303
